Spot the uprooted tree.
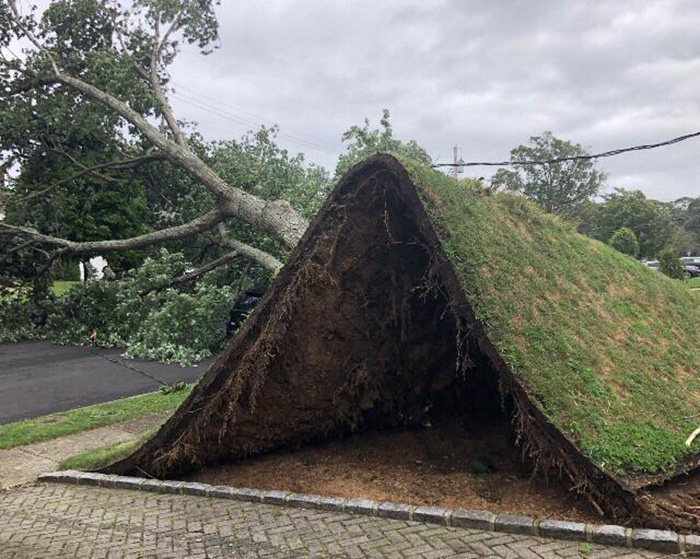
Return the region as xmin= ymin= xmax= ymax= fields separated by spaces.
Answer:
xmin=107 ymin=154 xmax=700 ymax=531
xmin=0 ymin=0 xmax=307 ymax=277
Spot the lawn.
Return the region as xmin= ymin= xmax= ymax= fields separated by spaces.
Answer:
xmin=52 ymin=280 xmax=81 ymax=296
xmin=0 ymin=386 xmax=192 ymax=449
xmin=687 ymin=277 xmax=700 ymax=289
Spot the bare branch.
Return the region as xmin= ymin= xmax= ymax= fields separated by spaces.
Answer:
xmin=218 ymin=223 xmax=283 ymax=273
xmin=0 ymin=207 xmax=229 ymax=254
xmin=7 ymin=152 xmax=165 ymax=203
xmin=149 ymin=10 xmax=188 ymax=149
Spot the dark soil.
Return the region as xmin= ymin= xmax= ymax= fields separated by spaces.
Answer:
xmin=189 ymin=419 xmax=602 ymax=524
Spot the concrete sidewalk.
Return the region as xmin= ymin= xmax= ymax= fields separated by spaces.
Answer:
xmin=0 ymin=413 xmax=165 ymax=489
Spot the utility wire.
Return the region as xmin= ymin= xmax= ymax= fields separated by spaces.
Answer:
xmin=432 ymin=131 xmax=700 ymax=168
xmin=172 ymin=81 xmax=340 ymax=153
xmin=171 ymin=91 xmax=339 ymax=156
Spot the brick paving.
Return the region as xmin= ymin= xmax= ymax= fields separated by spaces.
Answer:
xmin=0 ymin=483 xmax=678 ymax=559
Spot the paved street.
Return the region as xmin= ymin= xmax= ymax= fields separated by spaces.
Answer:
xmin=0 ymin=341 xmax=211 ymax=423
xmin=0 ymin=483 xmax=673 ymax=559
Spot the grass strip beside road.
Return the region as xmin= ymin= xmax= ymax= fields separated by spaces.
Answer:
xmin=687 ymin=277 xmax=700 ymax=289
xmin=0 ymin=386 xmax=192 ymax=450
xmin=51 ymin=280 xmax=81 ymax=296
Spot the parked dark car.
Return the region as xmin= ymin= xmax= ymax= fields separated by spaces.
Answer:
xmin=683 ymin=265 xmax=700 ymax=279
xmin=680 ymin=256 xmax=700 ymax=267
xmin=226 ymin=284 xmax=268 ymax=337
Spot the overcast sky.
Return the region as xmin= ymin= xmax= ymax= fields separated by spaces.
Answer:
xmin=163 ymin=0 xmax=700 ymax=201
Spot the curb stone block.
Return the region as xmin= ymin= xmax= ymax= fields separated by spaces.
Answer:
xmin=208 ymin=485 xmax=238 ymax=499
xmin=315 ymin=496 xmax=346 ymax=511
xmin=537 ymin=520 xmax=586 ymax=541
xmin=139 ymin=479 xmax=168 ymax=493
xmin=74 ymin=472 xmax=106 ymax=486
xmin=685 ymin=534 xmax=700 ymax=553
xmin=344 ymin=498 xmax=378 ymax=516
xmin=39 ymin=471 xmax=83 ymax=484
xmin=451 ymin=509 xmax=495 ymax=530
xmin=591 ymin=524 xmax=627 ymax=547
xmin=261 ymin=490 xmax=290 ymax=504
xmin=494 ymin=514 xmax=534 ymax=535
xmin=286 ymin=493 xmax=321 ymax=509
xmin=160 ymin=480 xmax=185 ymax=493
xmin=413 ymin=506 xmax=449 ymax=525
xmin=181 ymin=482 xmax=210 ymax=497
xmin=230 ymin=487 xmax=264 ymax=502
xmin=631 ymin=528 xmax=679 ymax=553
xmin=377 ymin=502 xmax=415 ymax=521
xmin=112 ymin=476 xmax=145 ymax=490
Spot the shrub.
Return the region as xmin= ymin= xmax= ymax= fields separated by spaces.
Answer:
xmin=0 ymin=249 xmax=239 ymax=365
xmin=608 ymin=227 xmax=639 ymax=258
xmin=659 ymin=249 xmax=684 ymax=280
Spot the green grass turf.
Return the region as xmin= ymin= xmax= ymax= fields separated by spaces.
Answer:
xmin=401 ymin=158 xmax=700 ymax=477
xmin=59 ymin=431 xmax=155 ymax=471
xmin=0 ymin=386 xmax=192 ymax=449
xmin=687 ymin=277 xmax=700 ymax=289
xmin=51 ymin=280 xmax=81 ymax=296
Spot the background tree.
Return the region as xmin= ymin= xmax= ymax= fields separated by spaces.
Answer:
xmin=659 ymin=248 xmax=684 ymax=280
xmin=583 ymin=188 xmax=674 ymax=259
xmin=608 ymin=227 xmax=639 ymax=258
xmin=0 ymin=0 xmax=307 ymax=281
xmin=492 ymin=132 xmax=606 ymax=217
xmin=334 ymin=109 xmax=432 ymax=180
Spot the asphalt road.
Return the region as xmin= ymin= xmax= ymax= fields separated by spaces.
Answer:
xmin=0 ymin=341 xmax=213 ymax=424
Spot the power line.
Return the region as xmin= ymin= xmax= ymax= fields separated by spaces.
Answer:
xmin=172 ymin=81 xmax=340 ymax=152
xmin=432 ymin=131 xmax=700 ymax=168
xmin=171 ymin=91 xmax=339 ymax=157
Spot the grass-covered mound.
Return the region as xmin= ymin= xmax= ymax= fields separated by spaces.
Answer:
xmin=406 ymin=160 xmax=700 ymax=480
xmin=108 ymin=154 xmax=700 ymax=530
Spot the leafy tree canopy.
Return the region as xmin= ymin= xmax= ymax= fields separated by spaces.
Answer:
xmin=334 ymin=109 xmax=432 ymax=180
xmin=584 ymin=188 xmax=674 ymax=259
xmin=492 ymin=132 xmax=606 ymax=217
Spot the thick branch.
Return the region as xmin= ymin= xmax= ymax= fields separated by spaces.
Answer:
xmin=0 ymin=207 xmax=229 ymax=254
xmin=218 ymin=223 xmax=283 ymax=273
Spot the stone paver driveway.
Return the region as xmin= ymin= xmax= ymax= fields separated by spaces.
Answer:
xmin=0 ymin=483 xmax=677 ymax=559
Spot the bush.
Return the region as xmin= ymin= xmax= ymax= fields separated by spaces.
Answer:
xmin=659 ymin=249 xmax=684 ymax=280
xmin=608 ymin=227 xmax=639 ymax=258
xmin=0 ymin=249 xmax=239 ymax=365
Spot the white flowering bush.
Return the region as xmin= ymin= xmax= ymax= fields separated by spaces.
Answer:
xmin=0 ymin=249 xmax=237 ymax=365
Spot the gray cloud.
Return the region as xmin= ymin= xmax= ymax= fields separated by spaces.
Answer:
xmin=167 ymin=0 xmax=700 ymax=200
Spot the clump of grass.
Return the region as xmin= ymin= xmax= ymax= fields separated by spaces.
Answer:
xmin=401 ymin=158 xmax=700 ymax=476
xmin=59 ymin=431 xmax=155 ymax=471
xmin=0 ymin=386 xmax=192 ymax=449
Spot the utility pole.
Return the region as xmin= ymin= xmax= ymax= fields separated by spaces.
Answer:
xmin=451 ymin=145 xmax=465 ymax=178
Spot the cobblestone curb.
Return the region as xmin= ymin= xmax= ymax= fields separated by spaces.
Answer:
xmin=38 ymin=471 xmax=694 ymax=554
